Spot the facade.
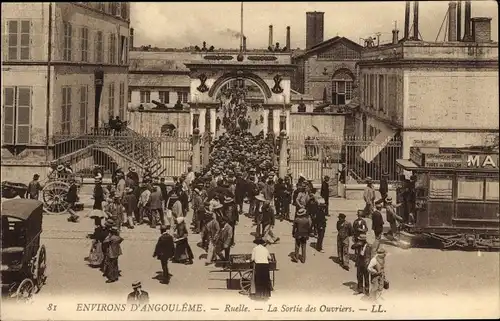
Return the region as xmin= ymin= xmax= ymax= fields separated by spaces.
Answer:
xmin=1 ymin=2 xmax=131 ymax=181
xmin=128 ymin=50 xmax=192 ymax=109
xmin=292 ymin=36 xmax=362 ymax=104
xmin=356 ymin=19 xmax=498 ymax=167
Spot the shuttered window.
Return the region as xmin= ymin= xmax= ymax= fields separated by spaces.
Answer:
xmin=80 ymin=27 xmax=89 ymax=62
xmin=108 ymin=83 xmax=115 ymax=118
xmin=7 ymin=20 xmax=31 ymax=61
xmin=3 ymin=87 xmax=32 ymax=145
xmin=79 ymin=85 xmax=88 ymax=133
xmin=63 ymin=22 xmax=72 ymax=61
xmin=61 ymin=87 xmax=72 ymax=134
xmin=108 ymin=33 xmax=116 ymax=64
xmin=95 ymin=31 xmax=103 ymax=63
xmin=119 ymin=82 xmax=125 ymax=120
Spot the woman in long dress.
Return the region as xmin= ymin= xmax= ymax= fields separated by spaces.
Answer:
xmin=173 ymin=217 xmax=194 ymax=265
xmin=86 ymin=217 xmax=107 ymax=267
xmin=250 ymin=237 xmax=272 ymax=300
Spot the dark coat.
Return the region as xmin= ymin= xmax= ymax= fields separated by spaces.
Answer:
xmin=353 ymin=218 xmax=368 ymax=236
xmin=372 ymin=210 xmax=384 ymax=231
xmin=103 ymin=235 xmax=123 ymax=259
xmin=127 ymin=290 xmax=149 ymax=304
xmin=66 ymin=184 xmax=78 ymax=203
xmin=261 ymin=203 xmax=275 ymax=226
xmin=337 ymin=220 xmax=353 ymax=239
xmin=89 ymin=226 xmax=108 ymax=242
xmin=127 ymin=171 xmax=140 ymax=186
xmin=153 ymin=233 xmax=175 ymax=261
xmin=292 ymin=216 xmax=311 ymax=239
xmin=320 ymin=181 xmax=329 ymax=200
xmin=351 ymin=242 xmax=372 ymax=267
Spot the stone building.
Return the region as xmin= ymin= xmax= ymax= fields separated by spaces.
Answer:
xmin=1 ymin=2 xmax=131 ymax=181
xmin=356 ymin=1 xmax=498 ymax=177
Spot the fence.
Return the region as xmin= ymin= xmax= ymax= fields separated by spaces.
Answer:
xmin=52 ymin=129 xmax=192 ymax=180
xmin=287 ymin=134 xmax=402 ymax=185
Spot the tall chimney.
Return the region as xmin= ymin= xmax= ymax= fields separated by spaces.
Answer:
xmin=448 ymin=2 xmax=457 ymax=41
xmin=412 ymin=1 xmax=419 ymax=40
xmin=243 ymin=36 xmax=247 ymax=51
xmin=404 ymin=1 xmax=411 ymax=40
xmin=306 ymin=12 xmax=325 ymax=50
xmin=130 ymin=28 xmax=134 ymax=48
xmin=392 ymin=29 xmax=400 ymax=44
xmin=457 ymin=1 xmax=462 ymax=40
xmin=268 ymin=25 xmax=273 ymax=48
xmin=463 ymin=0 xmax=473 ymax=41
xmin=286 ymin=26 xmax=291 ymax=50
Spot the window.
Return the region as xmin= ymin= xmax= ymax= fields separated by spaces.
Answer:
xmin=378 ymin=75 xmax=385 ymax=112
xmin=61 ymin=87 xmax=72 ymax=134
xmin=485 ymin=178 xmax=499 ymax=201
xmin=98 ymin=2 xmax=105 ymax=11
xmin=79 ymin=85 xmax=88 ymax=133
xmin=95 ymin=31 xmax=103 ymax=63
xmin=457 ymin=176 xmax=484 ymax=200
xmin=3 ymin=87 xmax=32 ymax=145
xmin=177 ymin=92 xmax=188 ymax=103
xmin=110 ymin=2 xmax=118 ymax=15
xmin=7 ymin=20 xmax=31 ymax=61
xmin=124 ymin=37 xmax=128 ymax=63
xmin=279 ymin=115 xmax=287 ymax=131
xmin=192 ymin=114 xmax=200 ymax=130
xmin=63 ymin=22 xmax=72 ymax=61
xmin=429 ymin=177 xmax=453 ymax=199
xmin=108 ymin=33 xmax=116 ymax=64
xmin=80 ymin=27 xmax=89 ymax=62
xmin=140 ymin=91 xmax=150 ymax=103
xmin=128 ymin=90 xmax=132 ymax=103
xmin=159 ymin=91 xmax=170 ymax=104
xmin=121 ymin=2 xmax=129 ymax=20
xmin=370 ymin=74 xmax=377 ymax=109
xmin=119 ymin=83 xmax=125 ymax=120
xmin=120 ymin=36 xmax=126 ymax=64
xmin=332 ymin=81 xmax=352 ymax=105
xmin=108 ymin=83 xmax=115 ymax=118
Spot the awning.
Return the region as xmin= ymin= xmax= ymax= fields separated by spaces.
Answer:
xmin=359 ymin=127 xmax=396 ymax=163
xmin=396 ymin=159 xmax=420 ymax=170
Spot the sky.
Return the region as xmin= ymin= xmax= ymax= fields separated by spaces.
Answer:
xmin=130 ymin=1 xmax=498 ymax=49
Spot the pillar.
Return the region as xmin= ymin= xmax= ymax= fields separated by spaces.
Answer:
xmin=278 ymin=130 xmax=288 ymax=178
xmin=202 ymin=132 xmax=211 ymax=167
xmin=192 ymin=129 xmax=201 ymax=172
xmin=210 ymin=108 xmax=217 ymax=134
xmin=273 ymin=109 xmax=280 ymax=136
xmin=263 ymin=109 xmax=269 ymax=135
xmin=199 ymin=109 xmax=206 ymax=134
xmin=286 ymin=110 xmax=291 ymax=135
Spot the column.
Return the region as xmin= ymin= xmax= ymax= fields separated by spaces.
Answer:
xmin=278 ymin=130 xmax=288 ymax=178
xmin=286 ymin=110 xmax=291 ymax=136
xmin=273 ymin=109 xmax=280 ymax=136
xmin=190 ymin=112 xmax=194 ymax=134
xmin=210 ymin=108 xmax=217 ymax=134
xmin=262 ymin=109 xmax=269 ymax=135
xmin=192 ymin=129 xmax=201 ymax=172
xmin=199 ymin=109 xmax=207 ymax=134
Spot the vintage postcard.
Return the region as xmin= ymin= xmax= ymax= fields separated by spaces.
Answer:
xmin=1 ymin=1 xmax=498 ymax=320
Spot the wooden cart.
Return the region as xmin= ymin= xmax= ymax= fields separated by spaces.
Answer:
xmin=210 ymin=253 xmax=277 ymax=295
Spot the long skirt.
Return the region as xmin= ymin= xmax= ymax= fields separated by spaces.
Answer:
xmin=88 ymin=240 xmax=104 ymax=267
xmin=252 ymin=263 xmax=271 ymax=299
xmin=104 ymin=257 xmax=120 ymax=281
xmin=174 ymin=238 xmax=194 ymax=262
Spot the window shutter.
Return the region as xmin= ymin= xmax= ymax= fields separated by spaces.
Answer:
xmin=16 ymin=87 xmax=31 ymax=145
xmin=7 ymin=20 xmax=19 ymax=60
xmin=72 ymin=23 xmax=78 ymax=62
xmin=3 ymin=87 xmax=15 ymax=144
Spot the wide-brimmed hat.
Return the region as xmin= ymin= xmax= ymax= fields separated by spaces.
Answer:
xmin=56 ymin=165 xmax=65 ymax=171
xmin=224 ymin=196 xmax=234 ymax=204
xmin=110 ymin=226 xmax=119 ymax=232
xmin=255 ymin=194 xmax=266 ymax=202
xmin=375 ymin=203 xmax=383 ymax=209
xmin=253 ymin=237 xmax=266 ymax=245
xmin=358 ymin=234 xmax=367 ymax=241
xmin=365 ymin=177 xmax=373 ymax=183
xmin=105 ymin=219 xmax=115 ymax=227
xmin=296 ymin=208 xmax=307 ymax=216
xmin=125 ymin=187 xmax=133 ymax=193
xmin=386 ymin=197 xmax=393 ymax=203
xmin=132 ymin=281 xmax=141 ymax=289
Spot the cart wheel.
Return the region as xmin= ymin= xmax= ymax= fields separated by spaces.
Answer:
xmin=239 ymin=269 xmax=253 ymax=295
xmin=34 ymin=245 xmax=47 ymax=291
xmin=42 ymin=181 xmax=70 ymax=214
xmin=15 ymin=279 xmax=35 ymax=302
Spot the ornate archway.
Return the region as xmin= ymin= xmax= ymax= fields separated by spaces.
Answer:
xmin=208 ymin=71 xmax=273 ymax=101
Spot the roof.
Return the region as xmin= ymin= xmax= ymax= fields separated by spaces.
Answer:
xmin=128 ymin=74 xmax=190 ymax=87
xmin=1 ymin=199 xmax=44 ymax=220
xmin=396 ymin=159 xmax=420 ymax=170
xmin=129 ymin=59 xmax=190 ymax=72
xmin=296 ymin=36 xmax=362 ymax=59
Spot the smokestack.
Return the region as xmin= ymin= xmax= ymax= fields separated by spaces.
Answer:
xmin=448 ymin=2 xmax=457 ymax=41
xmin=268 ymin=25 xmax=273 ymax=48
xmin=286 ymin=26 xmax=291 ymax=51
xmin=412 ymin=1 xmax=419 ymax=40
xmin=130 ymin=28 xmax=134 ymax=48
xmin=463 ymin=0 xmax=473 ymax=41
xmin=243 ymin=36 xmax=247 ymax=51
xmin=306 ymin=12 xmax=325 ymax=50
xmin=457 ymin=1 xmax=462 ymax=40
xmin=404 ymin=1 xmax=411 ymax=40
xmin=392 ymin=29 xmax=400 ymax=44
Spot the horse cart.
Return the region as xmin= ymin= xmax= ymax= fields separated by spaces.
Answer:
xmin=1 ymin=199 xmax=47 ymax=302
xmin=211 ymin=253 xmax=277 ymax=295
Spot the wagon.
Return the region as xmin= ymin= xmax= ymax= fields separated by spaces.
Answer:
xmin=210 ymin=253 xmax=277 ymax=295
xmin=1 ymin=199 xmax=47 ymax=302
xmin=42 ymin=172 xmax=84 ymax=215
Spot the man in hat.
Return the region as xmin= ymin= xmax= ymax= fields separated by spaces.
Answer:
xmin=101 ymin=219 xmax=114 ymax=272
xmin=191 ymin=187 xmax=204 ymax=234
xmin=351 ymin=234 xmax=371 ymax=295
xmin=368 ymin=247 xmax=387 ymax=300
xmin=385 ymin=197 xmax=404 ymax=240
xmin=108 ymin=195 xmax=125 ymax=231
xmin=375 ymin=172 xmax=389 ymax=207
xmin=223 ymin=196 xmax=238 ymax=246
xmin=372 ymin=203 xmax=385 ymax=240
xmin=292 ymin=208 xmax=311 ymax=263
xmin=254 ymin=193 xmax=267 ymax=237
xmin=247 ymin=168 xmax=259 ymax=217
xmin=127 ymin=167 xmax=139 ymax=186
xmin=234 ymin=172 xmax=246 ymax=215
xmin=282 ymin=176 xmax=293 ymax=221
xmin=102 ymin=226 xmax=123 ymax=283
xmin=149 ymin=185 xmax=163 ymax=227
xmin=204 ymin=211 xmax=221 ymax=265
xmin=315 ymin=198 xmax=327 ymax=253
xmin=352 ymin=210 xmax=368 ymax=243
xmin=260 ymin=198 xmax=280 ymax=245
xmin=170 ymin=188 xmax=183 ymax=221
xmin=138 ymin=185 xmax=152 ymax=225
xmin=363 ymin=177 xmax=376 ymax=218
xmin=115 ymin=172 xmax=126 ymax=201
xmin=294 ymin=183 xmax=309 ymax=215
xmin=66 ymin=177 xmax=80 ymax=223
xmin=123 ymin=187 xmax=137 ymax=229
xmin=216 ymin=217 xmax=233 ymax=264
xmin=127 ymin=281 xmax=149 ymax=304
xmin=336 ymin=213 xmax=353 ymax=270
xmin=153 ymin=225 xmax=175 ymax=284
xmin=27 ymin=173 xmax=43 ymax=200
xmin=320 ymin=176 xmax=330 ymax=216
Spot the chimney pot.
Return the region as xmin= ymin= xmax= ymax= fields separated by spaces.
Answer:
xmin=392 ymin=29 xmax=400 ymax=44
xmin=412 ymin=1 xmax=420 ymax=40
xmin=268 ymin=25 xmax=273 ymax=48
xmin=130 ymin=28 xmax=134 ymax=48
xmin=404 ymin=1 xmax=411 ymax=40
xmin=457 ymin=1 xmax=462 ymax=40
xmin=463 ymin=0 xmax=473 ymax=41
xmin=471 ymin=17 xmax=492 ymax=43
xmin=286 ymin=26 xmax=291 ymax=51
xmin=448 ymin=2 xmax=458 ymax=41
xmin=243 ymin=36 xmax=247 ymax=51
